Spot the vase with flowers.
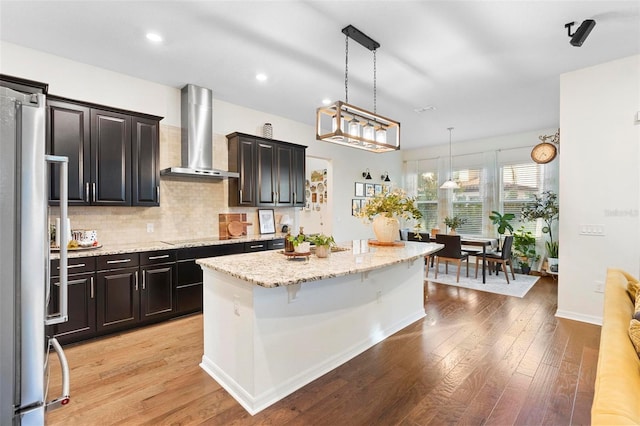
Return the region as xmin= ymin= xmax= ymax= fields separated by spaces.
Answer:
xmin=358 ymin=188 xmax=423 ymax=243
xmin=443 ymin=216 xmax=468 ymax=234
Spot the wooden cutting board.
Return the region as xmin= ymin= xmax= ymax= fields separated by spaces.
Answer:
xmin=227 ymin=221 xmax=244 ymax=237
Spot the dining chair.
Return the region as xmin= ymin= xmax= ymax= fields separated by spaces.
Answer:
xmin=434 ymin=234 xmax=469 ymax=283
xmin=402 ymin=231 xmax=437 ymax=276
xmin=475 ymin=235 xmax=516 ymax=283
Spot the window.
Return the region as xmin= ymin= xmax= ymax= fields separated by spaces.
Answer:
xmin=416 ymin=171 xmax=439 ymax=231
xmin=452 ymin=168 xmax=482 ymax=235
xmin=501 ymin=163 xmax=543 ymax=234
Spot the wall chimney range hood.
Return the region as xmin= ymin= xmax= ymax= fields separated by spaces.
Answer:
xmin=161 ymin=84 xmax=238 ymax=179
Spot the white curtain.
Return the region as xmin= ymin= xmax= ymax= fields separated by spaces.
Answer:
xmin=482 ymin=150 xmax=499 ymax=237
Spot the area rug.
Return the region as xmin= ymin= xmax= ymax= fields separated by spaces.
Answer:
xmin=426 ymin=263 xmax=540 ymax=298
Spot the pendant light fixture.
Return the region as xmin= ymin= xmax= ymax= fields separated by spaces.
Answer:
xmin=440 ymin=127 xmax=459 ymax=189
xmin=316 ymin=25 xmax=400 ymax=153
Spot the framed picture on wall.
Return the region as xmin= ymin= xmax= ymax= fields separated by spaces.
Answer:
xmin=355 ymin=182 xmax=365 ymax=197
xmin=374 ymin=184 xmax=383 ymax=195
xmin=258 ymin=209 xmax=276 ymax=234
xmin=351 ymin=199 xmax=362 ymax=216
xmin=365 ymin=183 xmax=375 ymax=197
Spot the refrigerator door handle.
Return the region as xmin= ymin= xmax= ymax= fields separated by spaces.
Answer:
xmin=45 ymin=155 xmax=69 ymax=325
xmin=45 ymin=338 xmax=70 ymax=411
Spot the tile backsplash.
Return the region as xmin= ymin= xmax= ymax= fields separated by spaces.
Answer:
xmin=49 ymin=124 xmax=293 ymax=246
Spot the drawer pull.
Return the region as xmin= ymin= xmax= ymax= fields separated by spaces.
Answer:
xmin=58 ymin=263 xmax=85 ymax=270
xmin=250 ymin=244 xmax=264 ymax=249
xmin=106 ymin=259 xmax=132 ymax=264
xmin=148 ymin=254 xmax=169 ymax=260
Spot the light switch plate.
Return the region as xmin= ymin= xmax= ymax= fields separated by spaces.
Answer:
xmin=579 ymin=224 xmax=605 ymax=236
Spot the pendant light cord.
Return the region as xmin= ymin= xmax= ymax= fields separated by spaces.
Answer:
xmin=345 ymin=34 xmax=349 ymax=104
xmin=448 ymin=127 xmax=454 ymax=179
xmin=373 ymin=49 xmax=377 ymax=114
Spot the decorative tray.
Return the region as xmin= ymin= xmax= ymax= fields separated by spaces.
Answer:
xmin=51 ymin=244 xmax=102 ymax=252
xmin=282 ymin=251 xmax=311 ymax=260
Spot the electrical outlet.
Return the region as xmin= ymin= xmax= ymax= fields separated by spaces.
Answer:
xmin=594 ymin=280 xmax=604 ymax=293
xmin=146 ymin=223 xmax=154 ymax=233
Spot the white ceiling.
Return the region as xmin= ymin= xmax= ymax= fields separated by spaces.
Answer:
xmin=1 ymin=1 xmax=639 ymax=149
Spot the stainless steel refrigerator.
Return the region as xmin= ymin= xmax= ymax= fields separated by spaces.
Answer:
xmin=1 ymin=86 xmax=71 ymax=424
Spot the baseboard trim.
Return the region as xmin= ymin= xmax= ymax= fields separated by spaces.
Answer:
xmin=555 ymin=309 xmax=602 ymax=326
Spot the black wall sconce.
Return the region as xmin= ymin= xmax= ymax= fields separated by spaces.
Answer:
xmin=565 ymin=19 xmax=596 ymax=47
xmin=362 ymin=169 xmax=372 ymax=180
xmin=381 ymin=172 xmax=391 ymax=182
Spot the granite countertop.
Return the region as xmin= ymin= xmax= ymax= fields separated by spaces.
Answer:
xmin=50 ymin=233 xmax=287 ymax=260
xmin=197 ymin=240 xmax=443 ymax=288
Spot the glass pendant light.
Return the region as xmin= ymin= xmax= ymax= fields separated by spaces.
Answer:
xmin=440 ymin=127 xmax=460 ymax=189
xmin=362 ymin=121 xmax=375 ymax=141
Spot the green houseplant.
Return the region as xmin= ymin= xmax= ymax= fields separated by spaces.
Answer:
xmin=521 ymin=190 xmax=559 ymax=271
xmin=307 ymin=234 xmax=336 ymax=258
xmin=287 ymin=233 xmax=310 ymax=253
xmin=358 ymin=188 xmax=423 ymax=243
xmin=443 ymin=216 xmax=468 ymax=234
xmin=512 ymin=226 xmax=539 ymax=274
xmin=489 ymin=210 xmax=515 ymax=248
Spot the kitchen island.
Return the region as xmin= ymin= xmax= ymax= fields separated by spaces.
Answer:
xmin=197 ymin=240 xmax=442 ymax=415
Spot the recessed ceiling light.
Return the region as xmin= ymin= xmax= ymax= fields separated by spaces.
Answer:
xmin=414 ymin=106 xmax=436 ymax=113
xmin=146 ymin=32 xmax=163 ymax=43
xmin=322 ymin=98 xmax=332 ymax=106
xmin=256 ymin=73 xmax=268 ymax=82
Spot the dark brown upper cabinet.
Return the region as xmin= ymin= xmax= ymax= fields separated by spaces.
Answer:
xmin=227 ymin=132 xmax=306 ymax=207
xmin=46 ymin=96 xmax=162 ymax=206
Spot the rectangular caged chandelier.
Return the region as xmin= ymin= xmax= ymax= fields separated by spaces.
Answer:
xmin=316 ymin=25 xmax=400 ymax=153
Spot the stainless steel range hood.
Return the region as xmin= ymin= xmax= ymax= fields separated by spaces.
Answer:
xmin=161 ymin=84 xmax=238 ymax=179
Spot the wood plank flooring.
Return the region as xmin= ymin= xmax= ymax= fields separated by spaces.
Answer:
xmin=46 ymin=276 xmax=601 ymax=425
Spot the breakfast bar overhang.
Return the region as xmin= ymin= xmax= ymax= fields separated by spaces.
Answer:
xmin=196 ymin=240 xmax=442 ymax=415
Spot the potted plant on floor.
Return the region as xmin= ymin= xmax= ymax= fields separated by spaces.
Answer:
xmin=489 ymin=210 xmax=515 ymax=249
xmin=512 ymin=226 xmax=539 ymax=274
xmin=307 ymin=234 xmax=336 ymax=258
xmin=521 ymin=190 xmax=559 ymax=273
xmin=444 ymin=216 xmax=468 ymax=235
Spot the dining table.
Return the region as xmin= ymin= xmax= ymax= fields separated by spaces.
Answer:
xmin=459 ymin=236 xmax=498 ymax=284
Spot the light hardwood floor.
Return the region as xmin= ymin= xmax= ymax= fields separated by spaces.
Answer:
xmin=46 ymin=276 xmax=600 ymax=425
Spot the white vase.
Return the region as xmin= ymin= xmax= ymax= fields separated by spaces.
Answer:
xmin=372 ymin=215 xmax=400 ymax=243
xmin=294 ymin=242 xmax=310 ymax=253
xmin=315 ymin=245 xmax=330 ymax=258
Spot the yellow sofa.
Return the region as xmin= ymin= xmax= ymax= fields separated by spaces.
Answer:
xmin=591 ymin=269 xmax=640 ymax=425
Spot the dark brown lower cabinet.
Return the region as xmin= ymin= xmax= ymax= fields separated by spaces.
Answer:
xmin=47 ymin=257 xmax=97 ymax=345
xmin=51 ymin=240 xmax=282 ymax=344
xmin=96 ymin=266 xmax=140 ymax=333
xmin=140 ymin=262 xmax=175 ymax=320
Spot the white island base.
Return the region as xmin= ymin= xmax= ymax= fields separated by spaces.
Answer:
xmin=199 ymin=255 xmax=426 ymax=415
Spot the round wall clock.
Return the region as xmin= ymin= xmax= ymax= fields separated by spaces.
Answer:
xmin=531 ymin=142 xmax=557 ymax=164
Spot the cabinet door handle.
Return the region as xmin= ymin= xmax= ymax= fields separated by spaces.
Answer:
xmin=106 ymin=259 xmax=131 ymax=264
xmin=239 ymin=190 xmax=243 ymax=202
xmin=90 ymin=276 xmax=94 ymax=299
xmin=135 ymin=270 xmax=138 ymax=291
xmin=142 ymin=270 xmax=146 ymax=290
xmin=85 ymin=182 xmax=89 ymax=202
xmin=156 ymin=186 xmax=160 ymax=203
xmin=293 ymin=192 xmax=296 ymax=204
xmin=92 ymin=182 xmax=96 ymax=203
xmin=148 ymin=254 xmax=169 ymax=260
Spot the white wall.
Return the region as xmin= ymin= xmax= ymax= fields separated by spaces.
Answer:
xmin=0 ymin=41 xmax=403 ymax=242
xmin=557 ymin=55 xmax=640 ymax=324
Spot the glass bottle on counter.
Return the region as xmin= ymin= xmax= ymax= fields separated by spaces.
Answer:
xmin=284 ymin=229 xmax=294 ymax=253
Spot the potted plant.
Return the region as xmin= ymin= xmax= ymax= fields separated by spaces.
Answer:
xmin=512 ymin=226 xmax=539 ymax=274
xmin=287 ymin=233 xmax=310 ymax=254
xmin=443 ymin=216 xmax=468 ymax=234
xmin=489 ymin=210 xmax=515 ymax=249
xmin=521 ymin=190 xmax=559 ymax=272
xmin=358 ymin=188 xmax=423 ymax=243
xmin=307 ymin=234 xmax=336 ymax=258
